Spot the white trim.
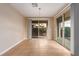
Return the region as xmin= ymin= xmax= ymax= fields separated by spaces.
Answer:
xmin=0 ymin=39 xmax=25 ymax=55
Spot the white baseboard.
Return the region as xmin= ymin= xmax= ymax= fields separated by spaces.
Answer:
xmin=0 ymin=39 xmax=25 ymax=55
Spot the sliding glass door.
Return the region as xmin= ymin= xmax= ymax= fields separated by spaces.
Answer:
xmin=32 ymin=20 xmax=48 ymax=38
xmin=56 ymin=10 xmax=71 ymax=50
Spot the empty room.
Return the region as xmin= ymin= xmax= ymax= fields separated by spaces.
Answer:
xmin=0 ymin=3 xmax=79 ymax=56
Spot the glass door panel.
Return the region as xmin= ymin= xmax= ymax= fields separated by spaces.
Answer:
xmin=57 ymin=16 xmax=63 ymax=45
xmin=64 ymin=11 xmax=71 ymax=49
xmin=64 ymin=20 xmax=71 ymax=49
xmin=38 ymin=21 xmax=48 ymax=38
xmin=32 ymin=21 xmax=38 ymax=38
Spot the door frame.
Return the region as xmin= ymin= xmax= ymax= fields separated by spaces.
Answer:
xmin=31 ymin=20 xmax=48 ymax=39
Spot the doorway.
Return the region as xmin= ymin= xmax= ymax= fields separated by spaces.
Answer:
xmin=32 ymin=20 xmax=48 ymax=38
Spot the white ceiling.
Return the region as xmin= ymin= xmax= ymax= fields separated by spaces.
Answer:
xmin=10 ymin=3 xmax=68 ymax=17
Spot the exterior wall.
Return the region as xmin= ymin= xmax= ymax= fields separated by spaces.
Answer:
xmin=0 ymin=4 xmax=25 ymax=53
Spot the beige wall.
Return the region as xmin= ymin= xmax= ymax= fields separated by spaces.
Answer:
xmin=0 ymin=4 xmax=25 ymax=53
xmin=25 ymin=18 xmax=30 ymax=39
xmin=48 ymin=17 xmax=56 ymax=40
